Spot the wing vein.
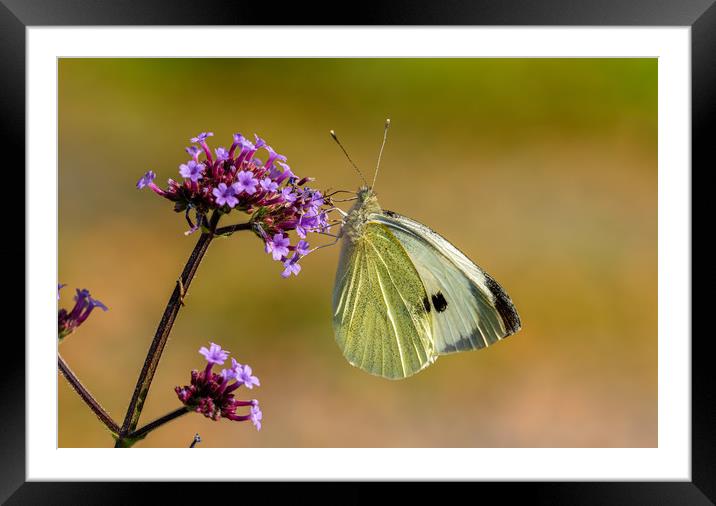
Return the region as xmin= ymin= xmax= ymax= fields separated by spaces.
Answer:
xmin=369 ymin=256 xmax=407 ymax=377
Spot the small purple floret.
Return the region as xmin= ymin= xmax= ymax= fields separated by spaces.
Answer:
xmin=234 ymin=170 xmax=259 ymax=195
xmin=239 ymin=137 xmax=255 ymax=152
xmin=191 ymin=132 xmax=214 ymax=143
xmin=213 ymin=183 xmax=239 ymax=208
xmin=253 ymin=134 xmax=267 ymax=149
xmin=263 ymin=143 xmax=287 ymax=169
xmin=199 ymin=342 xmax=229 ymax=365
xmin=296 ymin=240 xmax=310 ymax=256
xmin=179 ymin=160 xmax=205 ymax=182
xmin=265 ymin=233 xmax=290 ymax=261
xmin=260 ymin=177 xmax=279 ymax=193
xmin=228 ymin=358 xmax=243 ymax=379
xmin=250 ymin=403 xmax=263 ymax=431
xmin=90 ymin=297 xmax=109 ymax=312
xmin=186 ymin=146 xmax=201 ymax=160
xmin=281 ymin=187 xmax=298 ymax=203
xmin=215 ymin=147 xmax=229 ymax=161
xmin=238 ymin=365 xmax=260 ymax=389
xmin=281 ymin=253 xmax=302 ymax=278
xmin=136 ymin=170 xmax=156 ymax=189
xmin=273 ymin=161 xmax=294 ymax=184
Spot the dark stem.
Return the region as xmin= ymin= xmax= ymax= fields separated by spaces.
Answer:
xmin=58 ymin=354 xmax=120 ymax=434
xmin=214 ymin=222 xmax=252 ymax=236
xmin=115 ymin=212 xmax=221 ymax=447
xmin=126 ymin=406 xmax=190 ymax=441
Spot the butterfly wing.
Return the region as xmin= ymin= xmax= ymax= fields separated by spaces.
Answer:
xmin=332 ymin=222 xmax=436 ymax=379
xmin=371 ymin=211 xmax=521 ymax=354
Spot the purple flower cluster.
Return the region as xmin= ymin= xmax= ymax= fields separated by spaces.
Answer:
xmin=137 ymin=131 xmax=333 ymax=276
xmin=175 ymin=342 xmax=263 ymax=430
xmin=58 ymin=285 xmax=108 ymax=341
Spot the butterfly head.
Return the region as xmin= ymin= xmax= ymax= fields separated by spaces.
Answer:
xmin=356 ymin=185 xmax=381 ymax=213
xmin=357 ymin=185 xmax=375 ymax=202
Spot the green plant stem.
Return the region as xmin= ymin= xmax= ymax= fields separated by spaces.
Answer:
xmin=214 ymin=222 xmax=253 ymax=235
xmin=58 ymin=354 xmax=120 ymax=434
xmin=126 ymin=407 xmax=190 ymax=441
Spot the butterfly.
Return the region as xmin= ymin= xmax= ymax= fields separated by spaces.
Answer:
xmin=330 ymin=120 xmax=521 ymax=380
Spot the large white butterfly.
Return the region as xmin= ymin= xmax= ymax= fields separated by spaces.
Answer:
xmin=331 ymin=121 xmax=521 ymax=380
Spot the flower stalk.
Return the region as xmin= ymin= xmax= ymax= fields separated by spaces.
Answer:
xmin=115 ymin=213 xmax=219 ymax=447
xmin=58 ymin=354 xmax=120 ymax=434
xmin=126 ymin=406 xmax=190 ymax=442
xmin=214 ymin=221 xmax=253 ymax=236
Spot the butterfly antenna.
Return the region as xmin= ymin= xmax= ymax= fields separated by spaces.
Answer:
xmin=330 ymin=129 xmax=368 ymax=187
xmin=371 ymin=118 xmax=391 ymax=190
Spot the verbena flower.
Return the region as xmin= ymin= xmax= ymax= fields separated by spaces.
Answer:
xmin=136 ymin=170 xmax=156 ymax=189
xmin=296 ymin=240 xmax=310 ymax=256
xmin=58 ymin=285 xmax=108 ymax=341
xmin=215 ymin=147 xmax=229 ymax=161
xmin=250 ymin=403 xmax=263 ymax=431
xmin=175 ymin=342 xmax=263 ymax=430
xmin=212 ymin=183 xmax=238 ymax=208
xmin=137 ymin=131 xmax=333 ymax=277
xmin=238 ymin=364 xmax=260 ymax=389
xmin=265 ymin=233 xmax=290 ymax=261
xmin=191 ymin=132 xmax=214 ymax=144
xmin=260 ymin=177 xmax=278 ymax=193
xmin=234 ymin=170 xmax=258 ymax=195
xmin=281 ymin=253 xmax=302 ymax=278
xmin=179 ymin=160 xmax=205 ymax=182
xmin=199 ymin=342 xmax=229 ymax=365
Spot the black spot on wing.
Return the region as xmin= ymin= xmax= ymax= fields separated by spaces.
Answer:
xmin=383 ymin=209 xmax=399 ymax=218
xmin=484 ymin=274 xmax=521 ymax=336
xmin=431 ymin=292 xmax=448 ymax=313
xmin=422 ymin=296 xmax=431 ymax=313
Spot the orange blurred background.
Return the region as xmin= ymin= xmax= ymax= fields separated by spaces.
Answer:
xmin=58 ymin=58 xmax=657 ymax=448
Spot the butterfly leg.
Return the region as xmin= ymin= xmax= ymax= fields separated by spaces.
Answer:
xmin=310 ymin=236 xmax=340 ymax=252
xmin=309 ymin=208 xmax=346 ymax=245
xmin=322 ymin=206 xmax=347 ymax=218
xmin=311 ymin=224 xmax=343 ymax=253
xmin=317 ymin=231 xmax=340 ymax=238
xmin=326 ymin=188 xmax=358 ymax=196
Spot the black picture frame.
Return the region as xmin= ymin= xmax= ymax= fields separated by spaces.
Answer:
xmin=5 ymin=1 xmax=711 ymax=503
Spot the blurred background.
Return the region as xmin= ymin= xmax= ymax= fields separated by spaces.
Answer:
xmin=58 ymin=58 xmax=657 ymax=448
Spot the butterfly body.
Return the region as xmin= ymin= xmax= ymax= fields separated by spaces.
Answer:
xmin=332 ymin=186 xmax=521 ymax=380
xmin=341 ymin=186 xmax=382 ymax=243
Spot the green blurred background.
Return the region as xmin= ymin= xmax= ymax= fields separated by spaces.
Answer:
xmin=58 ymin=58 xmax=657 ymax=448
